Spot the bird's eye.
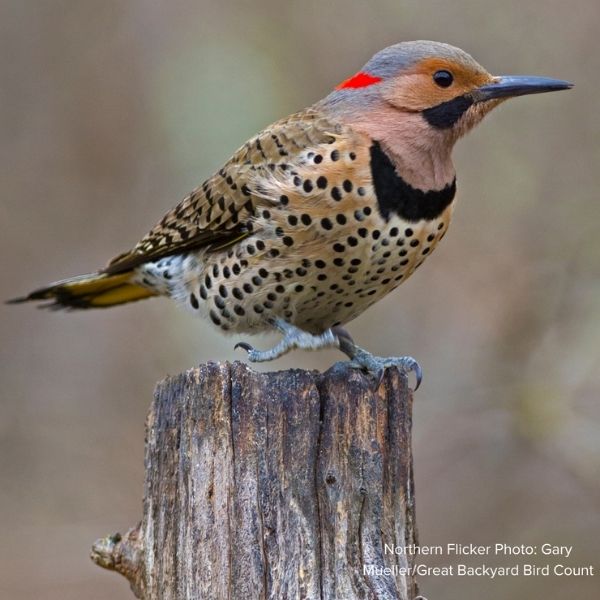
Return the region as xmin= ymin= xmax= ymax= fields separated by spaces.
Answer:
xmin=433 ymin=70 xmax=454 ymax=88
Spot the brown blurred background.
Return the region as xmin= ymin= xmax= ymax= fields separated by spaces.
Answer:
xmin=1 ymin=1 xmax=598 ymax=598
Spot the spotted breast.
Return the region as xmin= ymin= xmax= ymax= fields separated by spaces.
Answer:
xmin=135 ymin=112 xmax=455 ymax=335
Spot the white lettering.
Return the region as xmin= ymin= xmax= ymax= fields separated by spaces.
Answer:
xmin=554 ymin=564 xmax=595 ymax=576
xmin=383 ymin=544 xmax=443 ymax=555
xmin=447 ymin=543 xmax=490 ymax=555
xmin=494 ymin=543 xmax=535 ymax=555
xmin=457 ymin=564 xmax=518 ymax=578
xmin=523 ymin=564 xmax=549 ymax=576
xmin=415 ymin=564 xmax=453 ymax=576
xmin=541 ymin=543 xmax=572 ymax=558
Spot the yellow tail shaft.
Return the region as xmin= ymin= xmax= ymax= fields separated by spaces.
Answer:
xmin=8 ymin=271 xmax=157 ymax=310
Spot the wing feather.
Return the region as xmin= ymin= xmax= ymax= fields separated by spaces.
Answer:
xmin=104 ymin=109 xmax=341 ymax=274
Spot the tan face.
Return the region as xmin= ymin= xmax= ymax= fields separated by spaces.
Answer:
xmin=383 ymin=57 xmax=495 ymax=112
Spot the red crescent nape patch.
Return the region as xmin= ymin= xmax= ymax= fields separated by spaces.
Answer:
xmin=335 ymin=71 xmax=382 ymax=90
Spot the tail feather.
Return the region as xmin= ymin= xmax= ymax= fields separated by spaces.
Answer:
xmin=7 ymin=271 xmax=157 ymax=310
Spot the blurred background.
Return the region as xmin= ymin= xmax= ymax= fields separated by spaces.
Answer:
xmin=1 ymin=1 xmax=598 ymax=598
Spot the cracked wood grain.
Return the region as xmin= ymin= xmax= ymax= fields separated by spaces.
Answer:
xmin=92 ymin=361 xmax=419 ymax=599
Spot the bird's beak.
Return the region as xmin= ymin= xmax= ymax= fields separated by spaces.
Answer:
xmin=472 ymin=75 xmax=573 ymax=102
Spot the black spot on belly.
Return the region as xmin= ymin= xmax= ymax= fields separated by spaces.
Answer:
xmin=369 ymin=141 xmax=456 ymax=223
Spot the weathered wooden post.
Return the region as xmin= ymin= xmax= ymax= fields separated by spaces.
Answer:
xmin=91 ymin=361 xmax=420 ymax=599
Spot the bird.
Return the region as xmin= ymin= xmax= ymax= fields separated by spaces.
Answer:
xmin=9 ymin=41 xmax=572 ymax=386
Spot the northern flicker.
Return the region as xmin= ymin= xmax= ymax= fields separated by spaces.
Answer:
xmin=10 ymin=41 xmax=572 ymax=385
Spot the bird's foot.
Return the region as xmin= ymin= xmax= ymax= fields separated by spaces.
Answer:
xmin=337 ymin=336 xmax=422 ymax=390
xmin=235 ymin=320 xmax=421 ymax=390
xmin=235 ymin=318 xmax=338 ymax=362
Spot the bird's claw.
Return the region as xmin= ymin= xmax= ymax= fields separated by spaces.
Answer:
xmin=346 ymin=362 xmax=387 ymax=388
xmin=384 ymin=355 xmax=422 ymax=390
xmin=234 ymin=341 xmax=263 ymax=362
xmin=348 ymin=352 xmax=422 ymax=391
xmin=234 ymin=341 xmax=253 ymax=352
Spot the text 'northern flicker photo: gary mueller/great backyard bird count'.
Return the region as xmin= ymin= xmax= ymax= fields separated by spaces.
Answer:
xmin=10 ymin=41 xmax=572 ymax=385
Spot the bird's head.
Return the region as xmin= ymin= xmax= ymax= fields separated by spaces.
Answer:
xmin=321 ymin=41 xmax=572 ymax=181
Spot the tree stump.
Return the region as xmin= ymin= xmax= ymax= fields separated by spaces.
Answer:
xmin=91 ymin=361 xmax=420 ymax=599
